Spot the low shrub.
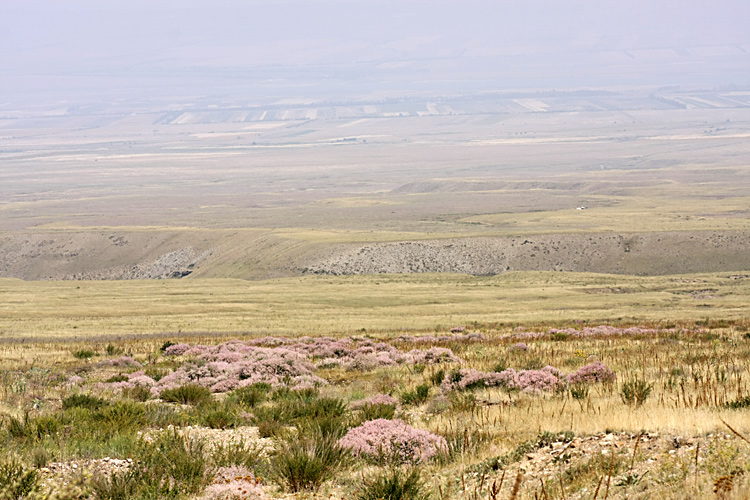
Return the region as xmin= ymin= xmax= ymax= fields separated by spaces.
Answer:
xmin=442 ymin=427 xmax=493 ymax=460
xmin=160 ymin=383 xmax=212 ymax=405
xmin=123 ymin=384 xmax=152 ymax=402
xmin=62 ymin=393 xmax=107 ymax=411
xmin=357 ymin=467 xmax=431 ymax=500
xmin=257 ymin=419 xmax=286 ymax=439
xmin=72 ymin=348 xmax=96 ymax=360
xmin=428 ymin=368 xmax=445 ymax=386
xmin=210 ymin=440 xmax=268 ymax=477
xmin=200 ymin=466 xmax=268 ymax=499
xmin=201 ymin=407 xmax=240 ymax=430
xmin=339 ymin=419 xmax=447 ymax=465
xmin=144 ymin=366 xmax=168 ymax=382
xmin=138 ymin=429 xmax=211 ymax=496
xmin=272 ymin=432 xmax=348 ymax=492
xmin=724 ymin=396 xmax=750 ymax=409
xmin=351 ymin=394 xmax=398 ymax=410
xmin=160 ymin=341 xmax=177 ymax=352
xmin=95 ymin=400 xmax=146 ymax=433
xmin=358 ymin=402 xmax=397 ymax=423
xmin=448 ymin=392 xmax=477 ymax=413
xmin=90 ymin=470 xmax=141 ymax=500
xmin=570 ymin=383 xmax=590 ymax=401
xmin=400 ymin=384 xmax=430 ymax=406
xmin=232 ymin=383 xmax=271 ymax=407
xmin=0 ymin=459 xmax=41 ymax=498
xmin=620 ymin=378 xmax=653 ymax=407
xmin=105 ymin=374 xmax=129 ymax=383
xmin=7 ymin=413 xmax=61 ymax=441
xmin=565 ymin=362 xmax=616 ymax=384
xmin=105 ymin=343 xmax=124 ymax=356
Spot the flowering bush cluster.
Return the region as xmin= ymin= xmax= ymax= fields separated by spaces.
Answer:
xmin=442 ymin=362 xmax=614 ymax=394
xmin=406 ymin=347 xmax=461 ymax=365
xmin=97 ymin=356 xmax=142 ymax=368
xmin=501 ymin=325 xmax=689 ymax=341
xmin=164 ymin=343 xmax=192 ymax=356
xmin=102 ymin=338 xmax=461 ymax=396
xmin=338 ymin=419 xmax=447 ymax=464
xmin=279 ymin=337 xmax=461 ymax=371
xmin=157 ymin=342 xmax=325 ymax=394
xmin=565 ymin=362 xmax=616 ymax=384
xmin=395 ymin=332 xmax=486 ymax=343
xmin=350 ymin=393 xmax=398 ymax=410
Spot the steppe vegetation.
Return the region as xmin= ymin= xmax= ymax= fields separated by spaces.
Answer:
xmin=1 ymin=321 xmax=750 ymax=499
xmin=2 ymin=87 xmax=750 ymax=499
xmin=3 ymin=272 xmax=750 ymax=342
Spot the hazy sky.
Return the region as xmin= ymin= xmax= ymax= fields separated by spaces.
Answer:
xmin=2 ymin=1 xmax=749 ymax=104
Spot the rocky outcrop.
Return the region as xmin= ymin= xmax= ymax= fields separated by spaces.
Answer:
xmin=303 ymin=231 xmax=750 ymax=276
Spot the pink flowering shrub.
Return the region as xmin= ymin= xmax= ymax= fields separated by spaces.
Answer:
xmin=246 ymin=336 xmax=290 ymax=347
xmin=350 ymin=393 xmax=398 ymax=410
xmin=565 ymin=362 xmax=616 ymax=384
xmin=101 ymin=337 xmax=464 ymax=395
xmin=442 ymin=368 xmax=508 ymax=391
xmin=443 ymin=363 xmax=614 ymax=394
xmin=407 ymin=347 xmax=460 ymax=365
xmin=153 ymin=345 xmax=325 ymax=394
xmin=500 ymin=331 xmax=545 ymax=341
xmin=517 ymin=366 xmax=564 ymax=393
xmin=338 ymin=419 xmax=447 ymax=464
xmin=98 ymin=356 xmax=142 ymax=368
xmin=302 ymin=338 xmax=442 ymax=371
xmin=501 ymin=325 xmax=692 ymax=342
xmin=395 ymin=332 xmax=486 ymax=343
xmin=442 ymin=366 xmax=564 ymax=393
xmin=164 ymin=343 xmax=192 ymax=356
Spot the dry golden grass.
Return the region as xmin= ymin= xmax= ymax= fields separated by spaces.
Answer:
xmin=1 ymin=271 xmax=750 ymax=340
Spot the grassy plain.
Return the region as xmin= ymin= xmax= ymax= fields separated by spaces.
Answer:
xmin=2 ymin=272 xmax=750 ymax=344
xmin=1 ymin=309 xmax=750 ymax=499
